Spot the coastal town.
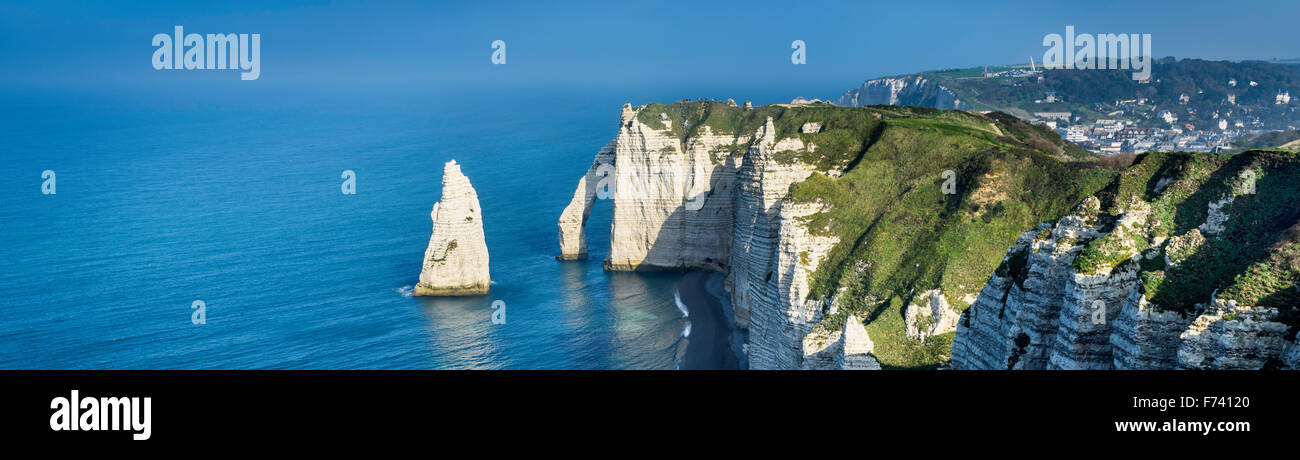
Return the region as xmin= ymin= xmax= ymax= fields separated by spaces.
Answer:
xmin=833 ymin=59 xmax=1300 ymax=155
xmin=1026 ymin=79 xmax=1297 ymax=153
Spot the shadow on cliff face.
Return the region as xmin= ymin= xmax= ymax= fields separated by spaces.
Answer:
xmin=607 ymin=157 xmax=736 ymax=273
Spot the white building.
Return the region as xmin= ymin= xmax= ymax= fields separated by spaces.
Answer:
xmin=1064 ymin=126 xmax=1087 ymax=143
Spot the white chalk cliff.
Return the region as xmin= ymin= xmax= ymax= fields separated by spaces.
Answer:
xmin=953 ymin=190 xmax=1298 ymax=370
xmin=559 ymin=107 xmax=1298 ymax=370
xmin=558 ymin=103 xmax=878 ymax=369
xmin=836 ymin=76 xmax=964 ymax=110
xmin=416 ymin=160 xmax=490 ymax=296
xmin=557 ymin=140 xmax=616 ymax=260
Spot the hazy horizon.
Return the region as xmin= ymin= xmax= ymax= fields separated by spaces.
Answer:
xmin=3 ymin=0 xmax=1298 ymax=95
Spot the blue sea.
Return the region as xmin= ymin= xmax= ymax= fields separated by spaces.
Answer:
xmin=0 ymin=81 xmax=829 ymax=369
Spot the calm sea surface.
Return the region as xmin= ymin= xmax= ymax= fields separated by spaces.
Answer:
xmin=0 ymin=82 xmax=815 ymax=369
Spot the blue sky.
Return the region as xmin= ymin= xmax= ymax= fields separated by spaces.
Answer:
xmin=1 ymin=0 xmax=1298 ymax=93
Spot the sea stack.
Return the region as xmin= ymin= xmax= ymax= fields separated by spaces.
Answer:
xmin=415 ymin=160 xmax=490 ymax=296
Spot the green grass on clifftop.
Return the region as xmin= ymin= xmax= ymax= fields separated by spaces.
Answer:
xmin=634 ymin=101 xmax=1128 ymax=367
xmin=1071 ymin=150 xmax=1300 ymax=328
xmin=777 ymin=108 xmax=1115 ymax=367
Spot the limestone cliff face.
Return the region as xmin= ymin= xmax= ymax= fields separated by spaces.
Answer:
xmin=952 ymin=196 xmax=1294 ymax=369
xmin=954 ymin=151 xmax=1300 ymax=369
xmin=605 ymin=104 xmax=743 ymax=271
xmin=1284 ymin=335 xmax=1300 ymax=369
xmin=415 ymin=160 xmax=490 ymax=296
xmin=560 ymin=108 xmax=1297 ymax=370
xmin=745 ymin=197 xmax=839 ymax=369
xmin=559 ymin=103 xmax=878 ymax=369
xmin=728 ymin=117 xmax=821 ymax=333
xmin=836 ymin=76 xmax=964 ymax=110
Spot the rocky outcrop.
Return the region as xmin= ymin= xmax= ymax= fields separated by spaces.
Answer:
xmin=952 ymin=198 xmax=1108 ymax=369
xmin=745 ymin=196 xmax=838 ymax=368
xmin=954 ymin=151 xmax=1300 ymax=369
xmin=1178 ymin=298 xmax=1291 ymax=369
xmin=415 ymin=160 xmax=490 ymax=296
xmin=558 ymin=104 xmax=841 ymax=369
xmin=836 ymin=76 xmax=964 ymax=110
xmin=1284 ymin=336 xmax=1300 ymax=369
xmin=728 ymin=117 xmax=821 ymax=333
xmin=1109 ymin=289 xmax=1189 ymax=369
xmin=952 ymin=196 xmax=1202 ymax=369
xmin=557 ymin=140 xmax=615 ymax=260
xmin=905 ymin=290 xmax=962 ymax=342
xmin=602 ymin=104 xmax=744 ymax=272
xmin=560 ymin=106 xmax=1299 ymax=371
xmin=801 ymin=314 xmax=882 ymax=370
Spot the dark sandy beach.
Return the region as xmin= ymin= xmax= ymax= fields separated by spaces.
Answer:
xmin=677 ymin=272 xmax=740 ymax=370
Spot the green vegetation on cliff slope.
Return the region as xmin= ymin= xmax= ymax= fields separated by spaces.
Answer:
xmin=641 ymin=101 xmax=1117 ymax=368
xmin=635 ymin=101 xmax=1300 ymax=367
xmin=769 ymin=107 xmax=1116 ymax=368
xmin=1067 ymin=150 xmax=1300 ymax=329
